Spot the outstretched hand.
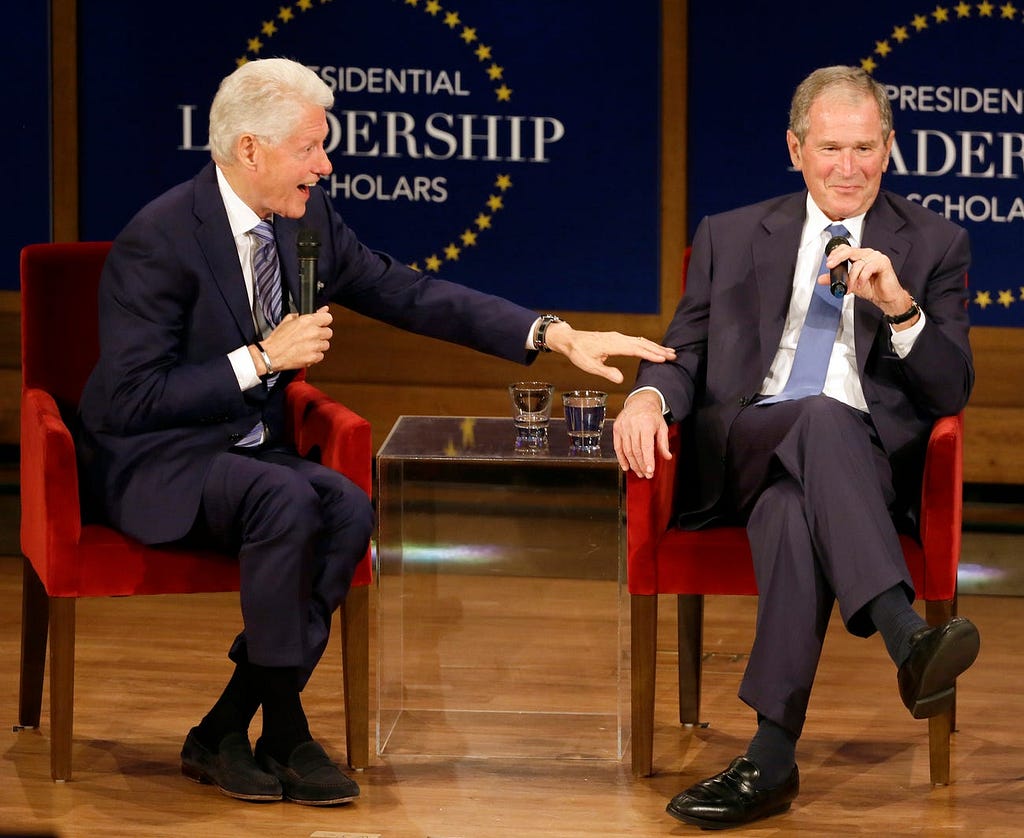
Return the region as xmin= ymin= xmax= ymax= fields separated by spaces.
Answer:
xmin=542 ymin=322 xmax=676 ymax=384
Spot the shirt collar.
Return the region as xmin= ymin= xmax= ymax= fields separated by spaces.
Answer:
xmin=215 ymin=165 xmax=269 ymax=238
xmin=803 ymin=193 xmax=866 ymax=248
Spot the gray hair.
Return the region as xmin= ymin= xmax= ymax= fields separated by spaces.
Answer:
xmin=788 ymin=65 xmax=893 ymax=143
xmin=208 ymin=58 xmax=334 ymax=165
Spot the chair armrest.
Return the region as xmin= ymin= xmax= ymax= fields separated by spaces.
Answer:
xmin=20 ymin=388 xmax=82 ymax=565
xmin=917 ymin=413 xmax=963 ymax=600
xmin=625 ymin=423 xmax=682 ymax=595
xmin=285 ymin=380 xmax=372 ymax=497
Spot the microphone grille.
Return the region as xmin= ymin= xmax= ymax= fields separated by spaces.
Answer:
xmin=824 ymin=235 xmax=849 ymax=256
xmin=297 ymin=228 xmax=321 ymax=257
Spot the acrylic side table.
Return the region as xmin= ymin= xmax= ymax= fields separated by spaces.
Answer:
xmin=375 ymin=415 xmax=628 ymax=761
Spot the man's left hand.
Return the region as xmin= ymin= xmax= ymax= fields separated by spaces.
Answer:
xmin=542 ymin=322 xmax=676 ymax=384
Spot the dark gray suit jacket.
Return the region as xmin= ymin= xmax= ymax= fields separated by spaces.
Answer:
xmin=78 ymin=162 xmax=540 ymax=544
xmin=636 ymin=189 xmax=973 ymax=523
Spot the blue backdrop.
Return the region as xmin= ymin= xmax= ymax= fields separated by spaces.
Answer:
xmin=689 ymin=1 xmax=1024 ymax=327
xmin=74 ymin=0 xmax=661 ymax=313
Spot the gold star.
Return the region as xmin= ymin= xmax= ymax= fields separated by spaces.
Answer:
xmin=892 ymin=25 xmax=910 ymax=42
xmin=475 ymin=213 xmax=493 ymax=230
xmin=444 ymin=242 xmax=461 ymax=261
xmin=978 ymin=1 xmax=995 ymax=15
xmin=444 ymin=11 xmax=461 ymax=28
xmin=297 ymin=0 xmax=313 ymax=9
xmin=460 ymin=229 xmax=479 ymax=247
xmin=425 ymin=0 xmax=442 ymax=14
xmin=1019 ymin=286 xmax=1024 ymax=300
xmin=236 ymin=56 xmax=249 ymax=67
xmin=248 ymin=37 xmax=264 ymax=53
xmin=404 ymin=0 xmax=419 ymax=5
xmin=460 ymin=417 xmax=476 ymax=448
xmin=487 ymin=194 xmax=505 ymax=212
xmin=932 ymin=5 xmax=951 ymax=21
xmin=278 ymin=6 xmax=295 ymax=23
xmin=495 ymin=174 xmax=512 ymax=191
xmin=955 ymin=1 xmax=973 ymax=14
xmin=409 ymin=261 xmax=421 ymax=272
xmin=425 ymin=254 xmax=443 ymax=272
xmin=444 ymin=438 xmax=458 ymax=457
xmin=912 ymin=13 xmax=929 ymax=29
xmin=975 ymin=290 xmax=992 ymax=308
xmin=487 ymin=63 xmax=505 ymax=80
xmin=1000 ymin=1 xmax=1017 ymax=18
xmin=261 ymin=20 xmax=278 ymax=36
xmin=875 ymin=40 xmax=892 ymax=56
xmin=998 ymin=289 xmax=1016 ymax=307
xmin=461 ymin=26 xmax=478 ymax=44
xmin=861 ymin=56 xmax=879 ymax=73
xmin=475 ymin=44 xmax=492 ymax=61
xmin=496 ymin=84 xmax=513 ymax=101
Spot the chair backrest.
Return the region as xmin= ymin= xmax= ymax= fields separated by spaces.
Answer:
xmin=21 ymin=242 xmax=113 ymax=411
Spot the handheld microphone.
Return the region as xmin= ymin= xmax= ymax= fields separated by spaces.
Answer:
xmin=825 ymin=235 xmax=850 ymax=298
xmin=297 ymin=228 xmax=321 ymax=314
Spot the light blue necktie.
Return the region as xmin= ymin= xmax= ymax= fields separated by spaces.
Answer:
xmin=760 ymin=223 xmax=850 ymax=404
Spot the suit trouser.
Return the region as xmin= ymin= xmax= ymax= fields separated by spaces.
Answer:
xmin=723 ymin=396 xmax=914 ymax=737
xmin=190 ymin=445 xmax=374 ymax=688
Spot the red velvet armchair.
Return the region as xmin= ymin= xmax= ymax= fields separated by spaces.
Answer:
xmin=627 ymin=254 xmax=966 ymax=787
xmin=17 ymin=241 xmax=373 ymax=781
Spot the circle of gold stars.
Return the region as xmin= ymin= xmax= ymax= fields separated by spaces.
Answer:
xmin=860 ymin=2 xmax=1024 ymax=314
xmin=238 ymin=0 xmax=516 ymax=274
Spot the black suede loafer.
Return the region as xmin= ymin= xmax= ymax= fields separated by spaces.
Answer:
xmin=180 ymin=727 xmax=282 ymax=802
xmin=255 ymin=738 xmax=360 ymax=806
xmin=898 ymin=616 xmax=980 ymax=719
xmin=666 ymin=756 xmax=799 ymax=830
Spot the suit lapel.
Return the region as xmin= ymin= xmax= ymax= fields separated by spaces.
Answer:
xmin=192 ymin=164 xmax=257 ymax=340
xmin=856 ymin=192 xmax=911 ymax=373
xmin=753 ymin=194 xmax=805 ymax=375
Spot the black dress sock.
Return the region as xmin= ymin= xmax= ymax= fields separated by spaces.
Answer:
xmin=867 ymin=583 xmax=927 ymax=667
xmin=253 ymin=664 xmax=312 ymax=763
xmin=194 ymin=663 xmax=261 ymax=749
xmin=745 ymin=715 xmax=798 ymax=790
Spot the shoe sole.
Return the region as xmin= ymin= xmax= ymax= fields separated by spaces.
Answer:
xmin=181 ymin=762 xmax=282 ymax=802
xmin=909 ymin=621 xmax=981 ymax=719
xmin=666 ymin=800 xmax=793 ymax=830
xmin=284 ymin=792 xmax=359 ymax=806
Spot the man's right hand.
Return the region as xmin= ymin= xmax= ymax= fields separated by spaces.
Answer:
xmin=613 ymin=389 xmax=671 ymax=478
xmin=256 ymin=306 xmax=334 ymax=373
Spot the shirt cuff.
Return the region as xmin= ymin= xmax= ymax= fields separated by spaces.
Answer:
xmin=889 ymin=308 xmax=926 ymax=358
xmin=229 ymin=345 xmax=262 ymax=391
xmin=627 ymin=385 xmax=669 ymax=415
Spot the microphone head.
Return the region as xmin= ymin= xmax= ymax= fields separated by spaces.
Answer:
xmin=825 ymin=234 xmax=850 ymax=256
xmin=297 ymin=228 xmax=321 ymax=258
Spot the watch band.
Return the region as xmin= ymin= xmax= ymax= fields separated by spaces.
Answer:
xmin=884 ymin=297 xmax=920 ymax=325
xmin=254 ymin=340 xmax=275 ymax=376
xmin=533 ymin=314 xmax=564 ymax=352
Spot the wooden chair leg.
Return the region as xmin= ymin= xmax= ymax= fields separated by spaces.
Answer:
xmin=49 ymin=596 xmax=76 ymax=782
xmin=341 ymin=584 xmax=369 ymax=771
xmin=630 ymin=593 xmax=657 ymax=777
xmin=677 ymin=594 xmax=704 ymax=725
xmin=18 ymin=558 xmax=49 ymax=729
xmin=925 ymin=597 xmax=956 ymax=785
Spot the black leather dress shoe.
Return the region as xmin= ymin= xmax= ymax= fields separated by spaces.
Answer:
xmin=180 ymin=728 xmax=282 ymax=802
xmin=898 ymin=616 xmax=980 ymax=719
xmin=255 ymin=738 xmax=360 ymax=806
xmin=666 ymin=756 xmax=799 ymax=830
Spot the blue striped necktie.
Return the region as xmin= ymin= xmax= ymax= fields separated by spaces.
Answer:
xmin=760 ymin=222 xmax=850 ymax=404
xmin=250 ymin=220 xmax=282 ymax=332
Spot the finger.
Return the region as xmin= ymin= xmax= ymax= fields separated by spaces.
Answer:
xmin=657 ymin=423 xmax=673 ymax=462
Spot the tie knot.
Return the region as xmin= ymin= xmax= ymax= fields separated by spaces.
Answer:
xmin=826 ymin=222 xmax=850 ymax=241
xmin=251 ymin=220 xmax=275 ymax=247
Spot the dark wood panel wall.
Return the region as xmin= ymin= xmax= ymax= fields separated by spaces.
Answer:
xmin=7 ymin=0 xmax=1019 ymax=484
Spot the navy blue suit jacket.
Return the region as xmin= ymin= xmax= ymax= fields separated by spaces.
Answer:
xmin=635 ymin=189 xmax=974 ymax=522
xmin=78 ymin=162 xmax=539 ymax=544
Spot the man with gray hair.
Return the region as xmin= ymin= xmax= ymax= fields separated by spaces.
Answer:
xmin=615 ymin=65 xmax=979 ymax=829
xmin=77 ymin=57 xmax=675 ymax=806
